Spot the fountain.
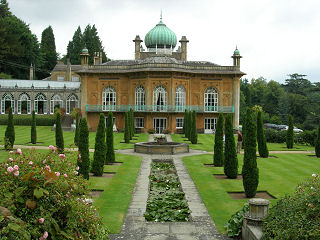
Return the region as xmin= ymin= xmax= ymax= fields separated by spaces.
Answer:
xmin=134 ymin=135 xmax=189 ymax=155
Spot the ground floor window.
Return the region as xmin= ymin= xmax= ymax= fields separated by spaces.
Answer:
xmin=176 ymin=118 xmax=184 ymax=129
xmin=135 ymin=117 xmax=144 ymax=128
xmin=153 ymin=118 xmax=167 ymax=134
xmin=105 ymin=117 xmax=117 ymax=132
xmin=204 ymin=118 xmax=217 ymax=134
xmin=1 ymin=94 xmax=14 ymax=114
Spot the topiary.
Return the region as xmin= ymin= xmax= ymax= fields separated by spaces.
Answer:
xmin=31 ymin=110 xmax=37 ymax=144
xmin=315 ymin=125 xmax=320 ymax=158
xmin=78 ymin=118 xmax=90 ymax=179
xmin=214 ymin=113 xmax=224 ymax=166
xmin=257 ymin=111 xmax=269 ymax=158
xmin=130 ymin=108 xmax=135 ymax=137
xmin=262 ymin=174 xmax=320 ymax=239
xmin=224 ymin=114 xmax=238 ymax=178
xmin=190 ymin=111 xmax=198 ymax=144
xmin=286 ymin=115 xmax=294 ymax=149
xmin=91 ymin=114 xmax=106 ymax=176
xmin=124 ymin=111 xmax=130 ymax=143
xmin=242 ymin=108 xmax=259 ymax=198
xmin=4 ymin=107 xmax=15 ymax=150
xmin=55 ymin=112 xmax=64 ymax=153
xmin=105 ymin=112 xmax=115 ymax=163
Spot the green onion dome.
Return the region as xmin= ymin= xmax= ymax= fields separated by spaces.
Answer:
xmin=234 ymin=47 xmax=240 ymax=55
xmin=82 ymin=48 xmax=88 ymax=54
xmin=144 ymin=19 xmax=177 ymax=49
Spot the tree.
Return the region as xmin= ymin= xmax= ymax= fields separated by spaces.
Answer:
xmin=128 ymin=109 xmax=132 ymax=140
xmin=214 ymin=113 xmax=224 ymax=166
xmin=38 ymin=26 xmax=57 ymax=79
xmin=105 ymin=112 xmax=115 ymax=163
xmin=91 ymin=114 xmax=106 ymax=176
xmin=184 ymin=111 xmax=189 ymax=139
xmin=257 ymin=111 xmax=269 ymax=158
xmin=286 ymin=115 xmax=294 ymax=149
xmin=190 ymin=111 xmax=197 ymax=144
xmin=4 ymin=106 xmax=14 ymax=150
xmin=78 ymin=118 xmax=90 ymax=179
xmin=55 ymin=112 xmax=64 ymax=153
xmin=66 ymin=26 xmax=84 ymax=65
xmin=130 ymin=108 xmax=135 ymax=137
xmin=124 ymin=112 xmax=130 ymax=143
xmin=224 ymin=114 xmax=238 ymax=178
xmin=0 ymin=0 xmax=10 ymax=18
xmin=183 ymin=109 xmax=187 ymax=134
xmin=31 ymin=110 xmax=36 ymax=144
xmin=74 ymin=112 xmax=79 ymax=146
xmin=242 ymin=108 xmax=259 ymax=198
xmin=315 ymin=125 xmax=320 ymax=158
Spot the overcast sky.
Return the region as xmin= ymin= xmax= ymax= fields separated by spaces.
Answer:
xmin=8 ymin=0 xmax=320 ymax=83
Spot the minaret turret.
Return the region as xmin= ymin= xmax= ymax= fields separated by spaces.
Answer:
xmin=232 ymin=46 xmax=242 ymax=67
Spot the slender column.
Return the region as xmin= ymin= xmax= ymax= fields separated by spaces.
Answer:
xmin=232 ymin=77 xmax=240 ymax=128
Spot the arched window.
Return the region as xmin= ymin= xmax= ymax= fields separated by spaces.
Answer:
xmin=1 ymin=93 xmax=14 ymax=114
xmin=18 ymin=93 xmax=31 ymax=114
xmin=175 ymin=85 xmax=186 ymax=112
xmin=102 ymin=86 xmax=116 ymax=111
xmin=50 ymin=94 xmax=63 ymax=114
xmin=153 ymin=85 xmax=167 ymax=111
xmin=135 ymin=85 xmax=145 ymax=111
xmin=204 ymin=87 xmax=218 ymax=112
xmin=34 ymin=93 xmax=47 ymax=114
xmin=66 ymin=94 xmax=78 ymax=114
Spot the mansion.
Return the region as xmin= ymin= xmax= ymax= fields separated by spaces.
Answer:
xmin=0 ymin=17 xmax=245 ymax=133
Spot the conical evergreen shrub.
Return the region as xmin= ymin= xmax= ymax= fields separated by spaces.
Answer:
xmin=124 ymin=112 xmax=130 ymax=143
xmin=106 ymin=112 xmax=115 ymax=163
xmin=257 ymin=111 xmax=269 ymax=158
xmin=74 ymin=112 xmax=79 ymax=146
xmin=315 ymin=124 xmax=320 ymax=158
xmin=224 ymin=114 xmax=238 ymax=178
xmin=190 ymin=111 xmax=198 ymax=144
xmin=4 ymin=107 xmax=15 ymax=150
xmin=183 ymin=109 xmax=187 ymax=135
xmin=55 ymin=112 xmax=64 ymax=153
xmin=242 ymin=108 xmax=259 ymax=198
xmin=286 ymin=115 xmax=294 ymax=149
xmin=128 ymin=110 xmax=132 ymax=140
xmin=214 ymin=113 xmax=224 ymax=166
xmin=78 ymin=118 xmax=90 ymax=179
xmin=130 ymin=108 xmax=135 ymax=137
xmin=185 ymin=111 xmax=189 ymax=139
xmin=92 ymin=114 xmax=106 ymax=176
xmin=31 ymin=110 xmax=37 ymax=144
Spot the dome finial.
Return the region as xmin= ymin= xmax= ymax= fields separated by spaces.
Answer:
xmin=160 ymin=10 xmax=162 ymax=21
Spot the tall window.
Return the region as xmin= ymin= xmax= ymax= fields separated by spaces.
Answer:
xmin=175 ymin=85 xmax=186 ymax=112
xmin=204 ymin=87 xmax=218 ymax=112
xmin=34 ymin=93 xmax=47 ymax=114
xmin=50 ymin=94 xmax=63 ymax=114
xmin=66 ymin=94 xmax=78 ymax=114
xmin=18 ymin=93 xmax=31 ymax=114
xmin=135 ymin=85 xmax=145 ymax=111
xmin=1 ymin=93 xmax=14 ymax=114
xmin=153 ymin=85 xmax=167 ymax=111
xmin=102 ymin=86 xmax=116 ymax=111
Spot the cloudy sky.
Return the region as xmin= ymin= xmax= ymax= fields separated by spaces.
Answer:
xmin=9 ymin=0 xmax=320 ymax=83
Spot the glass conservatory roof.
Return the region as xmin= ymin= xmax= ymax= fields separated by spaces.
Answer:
xmin=0 ymin=80 xmax=80 ymax=89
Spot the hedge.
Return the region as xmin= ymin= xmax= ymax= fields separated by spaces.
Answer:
xmin=265 ymin=128 xmax=316 ymax=146
xmin=0 ymin=114 xmax=55 ymax=126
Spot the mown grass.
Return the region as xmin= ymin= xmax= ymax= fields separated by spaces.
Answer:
xmin=183 ymin=153 xmax=320 ymax=233
xmin=0 ymin=126 xmax=148 ymax=150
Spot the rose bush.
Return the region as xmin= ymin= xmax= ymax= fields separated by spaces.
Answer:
xmin=0 ymin=148 xmax=108 ymax=239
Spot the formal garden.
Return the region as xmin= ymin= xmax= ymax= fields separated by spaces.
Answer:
xmin=0 ymin=108 xmax=319 ymax=239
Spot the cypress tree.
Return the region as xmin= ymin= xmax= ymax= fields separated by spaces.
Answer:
xmin=4 ymin=107 xmax=14 ymax=150
xmin=124 ymin=112 xmax=130 ymax=143
xmin=55 ymin=112 xmax=64 ymax=153
xmin=128 ymin=110 xmax=132 ymax=140
xmin=224 ymin=114 xmax=238 ymax=178
xmin=257 ymin=111 xmax=269 ymax=158
xmin=214 ymin=113 xmax=224 ymax=166
xmin=315 ymin=124 xmax=320 ymax=158
xmin=242 ymin=108 xmax=259 ymax=198
xmin=78 ymin=118 xmax=89 ymax=179
xmin=92 ymin=114 xmax=106 ymax=176
xmin=184 ymin=111 xmax=189 ymax=139
xmin=31 ymin=110 xmax=36 ymax=144
xmin=183 ymin=109 xmax=187 ymax=135
xmin=190 ymin=111 xmax=198 ymax=144
xmin=286 ymin=115 xmax=294 ymax=149
xmin=130 ymin=108 xmax=135 ymax=137
xmin=106 ymin=112 xmax=115 ymax=163
xmin=74 ymin=112 xmax=80 ymax=146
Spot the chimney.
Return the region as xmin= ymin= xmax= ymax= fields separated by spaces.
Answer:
xmin=94 ymin=52 xmax=102 ymax=65
xmin=66 ymin=58 xmax=71 ymax=81
xmin=179 ymin=36 xmax=189 ymax=61
xmin=133 ymin=35 xmax=143 ymax=60
xmin=29 ymin=64 xmax=34 ymax=80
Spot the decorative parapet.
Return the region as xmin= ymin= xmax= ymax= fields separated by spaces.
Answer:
xmin=242 ymin=198 xmax=270 ymax=240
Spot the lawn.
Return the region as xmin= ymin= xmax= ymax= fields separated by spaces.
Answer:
xmin=0 ymin=126 xmax=149 ymax=150
xmin=89 ymin=153 xmax=142 ymax=234
xmin=183 ymin=153 xmax=320 ymax=233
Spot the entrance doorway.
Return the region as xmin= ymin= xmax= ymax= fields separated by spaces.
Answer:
xmin=153 ymin=118 xmax=167 ymax=134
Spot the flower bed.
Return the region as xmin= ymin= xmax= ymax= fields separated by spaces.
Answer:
xmin=144 ymin=161 xmax=191 ymax=222
xmin=0 ymin=148 xmax=107 ymax=240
